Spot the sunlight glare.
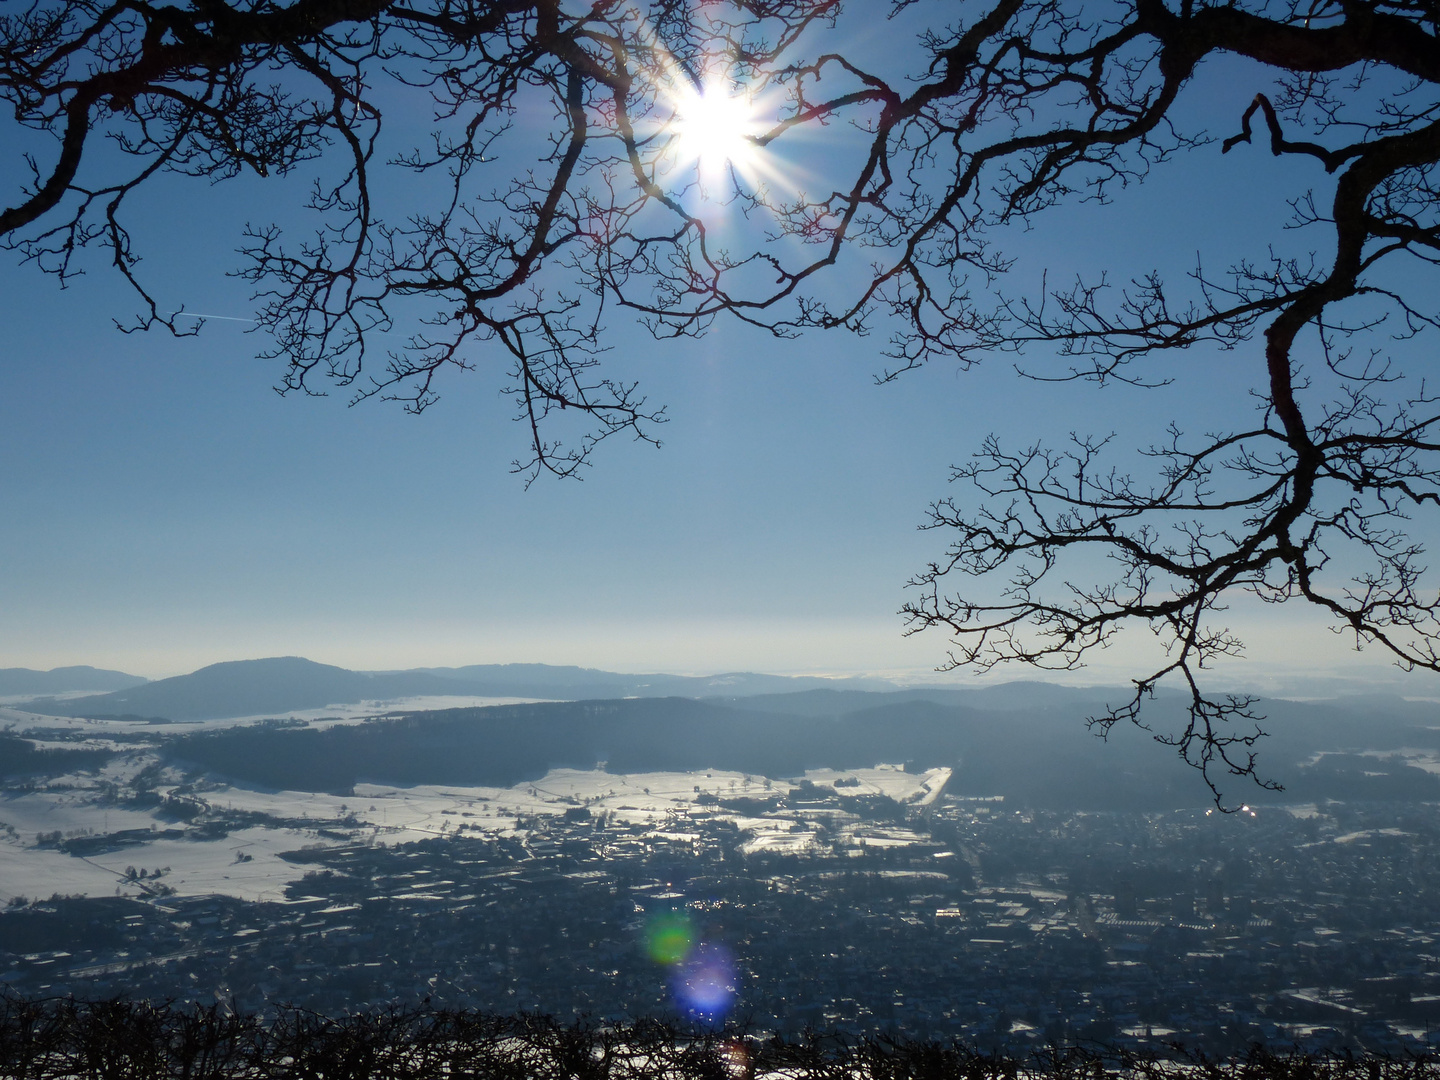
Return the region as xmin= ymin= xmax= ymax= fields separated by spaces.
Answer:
xmin=671 ymin=79 xmax=762 ymax=180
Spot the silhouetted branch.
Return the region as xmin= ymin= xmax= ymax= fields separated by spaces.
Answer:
xmin=6 ymin=0 xmax=1440 ymax=791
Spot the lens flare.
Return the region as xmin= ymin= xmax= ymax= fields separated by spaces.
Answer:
xmin=671 ymin=943 xmax=736 ymax=1018
xmin=671 ymin=80 xmax=761 ymax=177
xmin=645 ymin=910 xmax=696 ymax=965
xmin=719 ymin=1038 xmax=751 ymax=1080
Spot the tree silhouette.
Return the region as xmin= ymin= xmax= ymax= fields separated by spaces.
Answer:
xmin=5 ymin=0 xmax=1440 ymax=799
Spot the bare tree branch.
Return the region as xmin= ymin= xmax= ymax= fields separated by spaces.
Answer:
xmin=6 ymin=0 xmax=1440 ymax=799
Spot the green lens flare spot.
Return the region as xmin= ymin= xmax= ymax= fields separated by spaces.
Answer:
xmin=645 ymin=911 xmax=695 ymax=965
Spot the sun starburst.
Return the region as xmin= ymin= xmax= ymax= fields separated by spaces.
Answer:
xmin=670 ymin=78 xmax=762 ymax=178
xmin=651 ymin=63 xmax=793 ymax=197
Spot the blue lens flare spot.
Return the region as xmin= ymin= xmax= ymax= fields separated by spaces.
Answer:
xmin=671 ymin=943 xmax=737 ymax=1018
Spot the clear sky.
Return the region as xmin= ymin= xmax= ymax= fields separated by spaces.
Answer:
xmin=3 ymin=30 xmax=1438 ymax=697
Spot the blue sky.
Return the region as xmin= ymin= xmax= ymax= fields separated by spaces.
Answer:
xmin=3 ymin=35 xmax=1438 ymax=696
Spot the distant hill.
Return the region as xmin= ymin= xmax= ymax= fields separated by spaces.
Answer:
xmin=704 ymin=681 xmax=1140 ymax=717
xmin=23 ymin=657 xmax=901 ymax=722
xmin=21 ymin=657 xmax=485 ymax=722
xmin=0 ymin=665 xmax=147 ymax=697
xmin=412 ymin=663 xmax=897 ymax=699
xmin=165 ymin=690 xmax=1440 ymax=809
xmin=25 ymin=657 xmax=1440 ymax=807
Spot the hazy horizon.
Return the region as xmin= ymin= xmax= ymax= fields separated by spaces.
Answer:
xmin=8 ymin=647 xmax=1440 ymax=703
xmin=9 ymin=49 xmax=1437 ymax=703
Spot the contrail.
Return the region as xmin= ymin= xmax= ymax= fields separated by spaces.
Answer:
xmin=166 ymin=311 xmax=258 ymax=323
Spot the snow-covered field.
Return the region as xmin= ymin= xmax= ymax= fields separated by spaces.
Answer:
xmin=0 ymin=758 xmax=949 ymax=906
xmin=805 ymin=766 xmax=952 ymax=805
xmin=1 ymin=696 xmax=547 ymax=736
xmin=0 ymin=825 xmax=333 ymax=905
xmin=0 ymin=788 xmax=162 ymax=840
xmin=0 ymin=842 xmax=131 ymax=902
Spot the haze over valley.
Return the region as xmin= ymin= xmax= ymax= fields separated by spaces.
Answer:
xmin=9 ymin=0 xmax=1440 ymax=1065
xmin=4 ymin=658 xmax=1440 ymax=1052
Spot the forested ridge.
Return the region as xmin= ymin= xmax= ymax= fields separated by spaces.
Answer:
xmin=163 ymin=695 xmax=1440 ymax=810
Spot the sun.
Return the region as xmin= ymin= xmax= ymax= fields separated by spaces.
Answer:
xmin=669 ymin=78 xmax=762 ymax=181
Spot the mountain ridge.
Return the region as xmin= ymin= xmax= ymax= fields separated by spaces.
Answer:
xmin=19 ymin=656 xmax=901 ymax=721
xmin=0 ymin=665 xmax=148 ymax=697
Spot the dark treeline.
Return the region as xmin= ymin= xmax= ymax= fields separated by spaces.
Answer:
xmin=0 ymin=736 xmax=112 ymax=780
xmin=173 ymin=699 xmax=817 ymax=792
xmin=166 ymin=697 xmax=1440 ymax=810
xmin=1 ymin=996 xmax=1437 ymax=1080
